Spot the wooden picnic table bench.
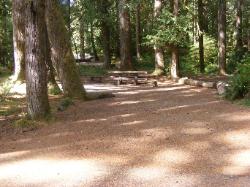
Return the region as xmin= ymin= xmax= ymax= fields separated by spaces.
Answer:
xmin=107 ymin=71 xmax=157 ymax=86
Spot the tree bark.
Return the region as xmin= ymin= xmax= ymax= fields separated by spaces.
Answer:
xmin=235 ymin=0 xmax=243 ymax=50
xmin=90 ymin=22 xmax=99 ymax=61
xmin=79 ymin=18 xmax=85 ymax=59
xmin=25 ymin=0 xmax=50 ymax=119
xmin=218 ymin=0 xmax=227 ymax=75
xmin=100 ymin=0 xmax=111 ymax=68
xmin=115 ymin=0 xmax=120 ymax=58
xmin=12 ymin=0 xmax=26 ymax=81
xmin=170 ymin=0 xmax=180 ymax=79
xmin=153 ymin=0 xmax=165 ymax=75
xmin=119 ymin=0 xmax=133 ymax=70
xmin=136 ymin=3 xmax=142 ymax=60
xmin=45 ymin=29 xmax=61 ymax=92
xmin=198 ymin=0 xmax=205 ymax=73
xmin=45 ymin=0 xmax=85 ymax=99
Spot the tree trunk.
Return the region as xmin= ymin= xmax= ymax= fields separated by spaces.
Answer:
xmin=136 ymin=3 xmax=142 ymax=60
xmin=218 ymin=0 xmax=227 ymax=75
xmin=235 ymin=0 xmax=243 ymax=50
xmin=79 ymin=18 xmax=85 ymax=59
xmin=153 ymin=0 xmax=165 ymax=75
xmin=115 ymin=0 xmax=120 ymax=58
xmin=12 ymin=0 xmax=26 ymax=81
xmin=90 ymin=22 xmax=99 ymax=61
xmin=119 ymin=0 xmax=133 ymax=70
xmin=1 ymin=0 xmax=7 ymax=67
xmin=198 ymin=0 xmax=205 ymax=73
xmin=25 ymin=0 xmax=50 ymax=119
xmin=100 ymin=0 xmax=111 ymax=68
xmin=170 ymin=0 xmax=180 ymax=79
xmin=45 ymin=29 xmax=61 ymax=92
xmin=45 ymin=0 xmax=85 ymax=99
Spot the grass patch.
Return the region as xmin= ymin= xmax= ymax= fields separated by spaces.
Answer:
xmin=79 ymin=65 xmax=107 ymax=77
xmin=238 ymin=99 xmax=250 ymax=107
xmin=0 ymin=97 xmax=24 ymax=117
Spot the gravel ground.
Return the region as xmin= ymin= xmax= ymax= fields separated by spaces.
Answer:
xmin=0 ymin=81 xmax=250 ymax=187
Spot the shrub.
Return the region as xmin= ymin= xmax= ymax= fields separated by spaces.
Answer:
xmin=225 ymin=55 xmax=250 ymax=100
xmin=181 ymin=35 xmax=218 ymax=76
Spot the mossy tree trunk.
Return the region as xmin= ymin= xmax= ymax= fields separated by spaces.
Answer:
xmin=25 ymin=0 xmax=50 ymax=119
xmin=45 ymin=29 xmax=61 ymax=93
xmin=12 ymin=0 xmax=26 ymax=81
xmin=45 ymin=0 xmax=85 ymax=99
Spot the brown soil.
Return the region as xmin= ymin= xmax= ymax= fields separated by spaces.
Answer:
xmin=0 ymin=81 xmax=250 ymax=187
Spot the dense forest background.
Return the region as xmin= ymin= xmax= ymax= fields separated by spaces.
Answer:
xmin=0 ymin=0 xmax=250 ymax=119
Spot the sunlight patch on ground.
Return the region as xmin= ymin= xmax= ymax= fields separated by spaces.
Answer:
xmin=181 ymin=127 xmax=211 ymax=135
xmin=0 ymin=159 xmax=107 ymax=186
xmin=84 ymin=84 xmax=128 ymax=92
xmin=110 ymin=99 xmax=155 ymax=106
xmin=158 ymin=100 xmax=222 ymax=112
xmin=216 ymin=130 xmax=250 ymax=148
xmin=128 ymin=166 xmax=167 ymax=181
xmin=0 ymin=151 xmax=30 ymax=160
xmin=222 ymin=149 xmax=250 ymax=175
xmin=154 ymin=149 xmax=193 ymax=166
xmin=120 ymin=120 xmax=144 ymax=126
xmin=141 ymin=127 xmax=173 ymax=138
xmin=222 ymin=165 xmax=249 ymax=176
xmin=230 ymin=150 xmax=250 ymax=166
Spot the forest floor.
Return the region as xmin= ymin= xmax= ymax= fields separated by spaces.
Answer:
xmin=0 ymin=80 xmax=250 ymax=186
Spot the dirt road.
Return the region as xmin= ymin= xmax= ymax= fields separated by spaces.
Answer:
xmin=0 ymin=81 xmax=250 ymax=187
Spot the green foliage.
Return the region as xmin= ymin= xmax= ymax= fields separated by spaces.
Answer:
xmin=181 ymin=35 xmax=218 ymax=75
xmin=14 ymin=118 xmax=35 ymax=129
xmin=79 ymin=65 xmax=107 ymax=76
xmin=238 ymin=99 xmax=250 ymax=107
xmin=0 ymin=79 xmax=13 ymax=98
xmin=57 ymin=97 xmax=74 ymax=111
xmin=48 ymin=84 xmax=62 ymax=95
xmin=227 ymin=49 xmax=247 ymax=74
xmin=134 ymin=54 xmax=155 ymax=72
xmin=225 ymin=56 xmax=250 ymax=100
xmin=145 ymin=9 xmax=189 ymax=48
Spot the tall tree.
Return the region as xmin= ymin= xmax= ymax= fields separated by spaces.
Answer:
xmin=79 ymin=17 xmax=85 ymax=59
xmin=153 ymin=0 xmax=165 ymax=75
xmin=218 ymin=0 xmax=227 ymax=75
xmin=25 ymin=0 xmax=50 ymax=119
xmin=235 ymin=0 xmax=243 ymax=50
xmin=90 ymin=22 xmax=99 ymax=61
xmin=136 ymin=2 xmax=142 ymax=60
xmin=12 ymin=0 xmax=26 ymax=81
xmin=119 ymin=0 xmax=133 ymax=70
xmin=45 ymin=0 xmax=85 ymax=99
xmin=198 ymin=0 xmax=205 ymax=73
xmin=170 ymin=0 xmax=180 ymax=79
xmin=100 ymin=0 xmax=111 ymax=68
